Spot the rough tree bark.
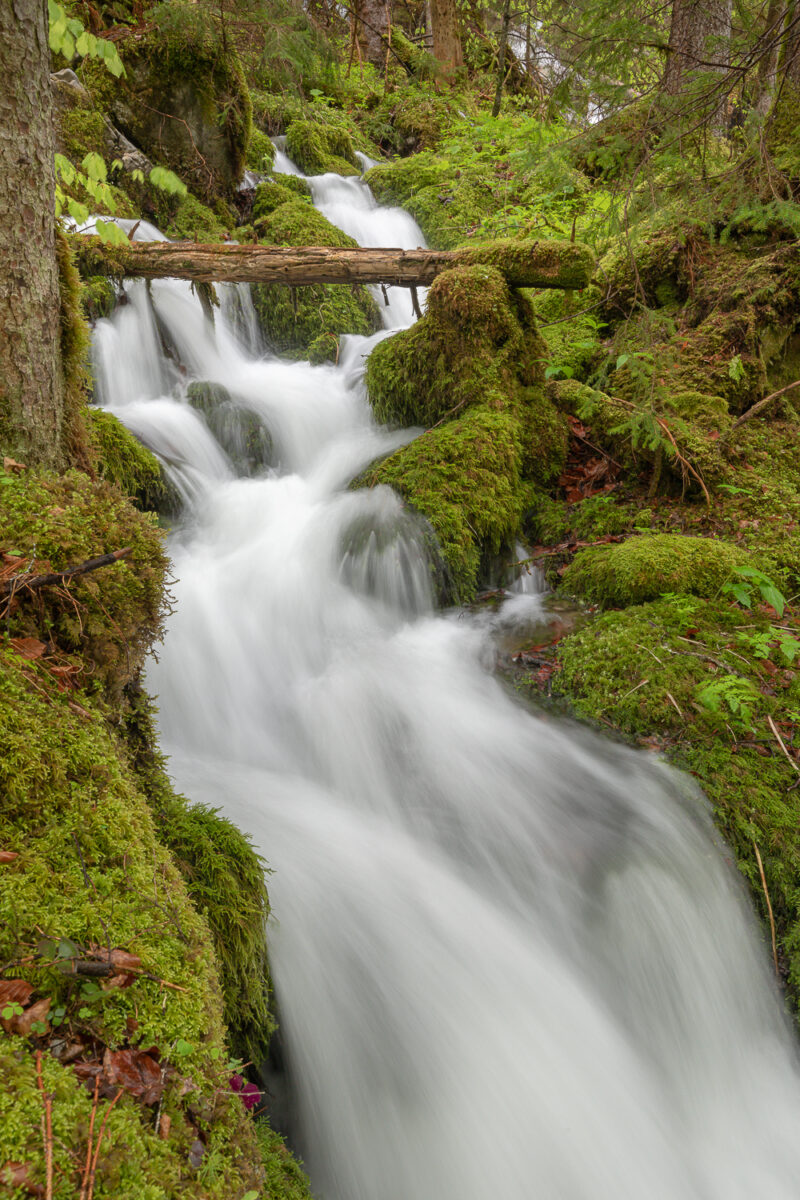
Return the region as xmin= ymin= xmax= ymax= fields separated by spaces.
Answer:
xmin=430 ymin=0 xmax=463 ymax=74
xmin=72 ymin=238 xmax=596 ymax=290
xmin=661 ymin=0 xmax=732 ymax=96
xmin=0 ymin=0 xmax=65 ymax=468
xmin=355 ymin=0 xmax=390 ymax=68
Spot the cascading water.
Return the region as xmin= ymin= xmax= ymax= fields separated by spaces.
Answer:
xmin=90 ymin=154 xmax=800 ymax=1199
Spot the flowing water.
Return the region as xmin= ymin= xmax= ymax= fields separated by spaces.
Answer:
xmin=90 ymin=158 xmax=800 ymax=1199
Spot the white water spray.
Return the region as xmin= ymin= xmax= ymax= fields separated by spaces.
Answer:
xmin=90 ymin=151 xmax=800 ymax=1200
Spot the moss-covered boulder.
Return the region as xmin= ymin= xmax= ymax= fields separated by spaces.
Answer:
xmin=562 ymin=533 xmax=754 ymax=607
xmin=247 ymin=127 xmax=276 ymax=173
xmin=551 ymin=593 xmax=800 ymax=1005
xmin=187 ymin=381 xmax=273 ymax=475
xmin=362 ymin=265 xmax=567 ymax=601
xmin=85 ymin=3 xmax=251 ymax=201
xmin=252 ymin=200 xmax=381 ymax=359
xmin=87 ymin=407 xmax=177 ymax=513
xmin=285 ymin=119 xmax=359 ymax=176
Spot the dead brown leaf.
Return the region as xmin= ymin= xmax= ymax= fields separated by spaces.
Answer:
xmin=0 ymin=979 xmax=34 ymax=1006
xmin=3 ymin=457 xmax=27 ymax=472
xmin=11 ymin=997 xmax=51 ymax=1037
xmin=0 ymin=850 xmax=19 ymax=864
xmin=10 ymin=638 xmax=47 ymax=660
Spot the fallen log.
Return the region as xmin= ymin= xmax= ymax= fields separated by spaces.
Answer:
xmin=72 ymin=236 xmax=595 ymax=290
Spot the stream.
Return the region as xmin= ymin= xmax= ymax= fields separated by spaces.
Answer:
xmin=90 ymin=154 xmax=800 ymax=1199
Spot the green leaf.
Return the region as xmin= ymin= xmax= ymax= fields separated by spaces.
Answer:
xmin=82 ymin=151 xmax=107 ymax=183
xmin=95 ymin=220 xmax=130 ymax=247
xmin=760 ymin=584 xmax=785 ymax=617
xmin=149 ymin=166 xmax=188 ymax=197
xmin=174 ymin=1038 xmax=194 ymax=1057
xmin=615 ymin=353 xmax=629 ymax=370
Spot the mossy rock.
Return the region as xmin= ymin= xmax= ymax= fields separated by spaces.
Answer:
xmin=365 ymin=153 xmax=487 ymax=249
xmin=252 ymin=199 xmax=380 ymax=358
xmin=285 ymin=119 xmax=359 ymax=176
xmin=362 ymin=265 xmax=567 ymax=599
xmin=0 ymin=641 xmax=306 ymax=1196
xmin=253 ymin=178 xmax=310 ymax=221
xmin=365 ymin=264 xmax=547 ymax=426
xmin=250 ymin=89 xmax=305 ymax=135
xmin=554 ymin=595 xmax=800 ymax=1007
xmin=562 ymin=533 xmax=754 ymax=607
xmin=85 ymin=2 xmax=251 ymax=201
xmin=364 ymin=403 xmax=527 ymax=603
xmin=0 ymin=464 xmax=168 ymax=694
xmin=186 ymin=381 xmax=273 ymax=475
xmin=247 ymin=127 xmax=276 ymax=172
xmin=87 ymin=407 xmax=177 ymax=513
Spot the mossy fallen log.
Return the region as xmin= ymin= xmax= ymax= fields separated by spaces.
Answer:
xmin=73 ymin=236 xmax=595 ymax=290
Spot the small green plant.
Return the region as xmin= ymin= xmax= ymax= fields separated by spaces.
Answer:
xmin=696 ymin=675 xmax=759 ymax=727
xmin=728 ymin=354 xmax=745 ymax=383
xmin=48 ymin=0 xmax=124 ymax=76
xmin=1 ymin=1001 xmax=24 ymax=1021
xmin=721 ymin=565 xmax=787 ymax=617
xmin=717 ymin=482 xmax=755 ymax=498
xmin=737 ymin=626 xmax=800 ymax=665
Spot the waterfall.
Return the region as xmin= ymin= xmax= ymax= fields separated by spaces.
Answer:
xmin=89 ymin=151 xmax=800 ymax=1200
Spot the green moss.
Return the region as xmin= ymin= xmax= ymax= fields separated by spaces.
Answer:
xmin=86 ymin=408 xmax=176 ymax=513
xmin=530 ymin=287 xmax=603 ymax=381
xmin=285 ymin=119 xmax=359 ymax=175
xmin=250 ymin=90 xmax=305 ymax=135
xmin=275 ymin=172 xmax=312 ymax=198
xmin=554 ymin=595 xmax=800 ymax=1004
xmin=80 ymin=275 xmax=117 ymax=321
xmin=0 ymin=465 xmax=168 ymax=694
xmin=247 ymin=127 xmax=276 ymax=172
xmin=252 ymin=199 xmax=380 ymax=357
xmin=255 ymin=1122 xmax=314 ymax=1199
xmin=366 ymin=265 xmax=546 ymax=426
xmin=361 ymin=264 xmax=567 ymax=599
xmin=366 ymin=403 xmax=526 ymax=602
xmin=252 ymin=178 xmax=308 ymax=221
xmin=56 ymin=231 xmax=93 ymax=474
xmin=562 ymin=533 xmax=755 ymax=607
xmin=165 ymin=191 xmax=230 ymax=241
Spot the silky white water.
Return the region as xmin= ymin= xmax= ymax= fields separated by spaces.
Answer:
xmin=90 ymin=155 xmax=800 ymax=1199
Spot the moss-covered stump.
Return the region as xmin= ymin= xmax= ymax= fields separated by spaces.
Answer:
xmin=362 ymin=265 xmax=567 ymax=601
xmin=549 ymin=595 xmax=800 ymax=1005
xmin=252 ymin=199 xmax=381 ymax=360
xmin=285 ymin=119 xmax=359 ymax=176
xmin=83 ymin=4 xmax=251 ymax=202
xmin=562 ymin=533 xmax=755 ymax=608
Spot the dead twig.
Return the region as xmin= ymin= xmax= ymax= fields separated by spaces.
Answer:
xmin=767 ymin=714 xmax=800 ymax=776
xmin=35 ymin=1050 xmax=53 ymax=1200
xmin=86 ymin=1089 xmax=123 ymax=1200
xmin=753 ymin=839 xmax=780 ymax=980
xmin=0 ymin=548 xmax=131 ymax=599
xmin=79 ymin=1077 xmax=101 ymax=1200
xmin=728 ymin=379 xmax=800 ymax=434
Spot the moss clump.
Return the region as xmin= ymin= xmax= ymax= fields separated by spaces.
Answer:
xmin=362 ymin=265 xmax=567 ymax=600
xmin=366 ymin=264 xmax=547 ymax=426
xmin=0 ymin=464 xmax=168 ymax=693
xmin=247 ymin=127 xmax=276 ymax=172
xmin=553 ymin=595 xmax=800 ymax=1004
xmin=165 ymin=191 xmax=230 ymax=241
xmin=285 ymin=119 xmax=359 ymax=175
xmin=252 ymin=200 xmax=380 ymax=358
xmin=80 ymin=275 xmax=117 ymax=322
xmin=252 ymin=178 xmax=310 ymax=221
xmin=365 ymin=153 xmax=486 ymax=249
xmin=86 ymin=408 xmax=176 ymax=513
xmin=562 ymin=533 xmax=755 ymax=607
xmin=365 ymin=404 xmax=526 ymax=602
xmin=0 ymin=644 xmax=284 ymax=1197
xmin=56 ymin=231 xmax=94 ymax=474
xmin=250 ymin=89 xmax=305 ymax=135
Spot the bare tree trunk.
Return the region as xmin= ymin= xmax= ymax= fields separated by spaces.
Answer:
xmin=754 ymin=0 xmax=788 ymax=115
xmin=430 ymin=0 xmax=463 ymax=74
xmin=662 ymin=0 xmax=732 ymax=95
xmin=492 ymin=0 xmax=513 ymax=117
xmin=0 ymin=0 xmax=65 ymax=468
xmin=355 ymin=0 xmax=390 ymax=67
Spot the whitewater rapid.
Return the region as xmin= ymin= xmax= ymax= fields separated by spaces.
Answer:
xmin=90 ymin=155 xmax=800 ymax=1200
